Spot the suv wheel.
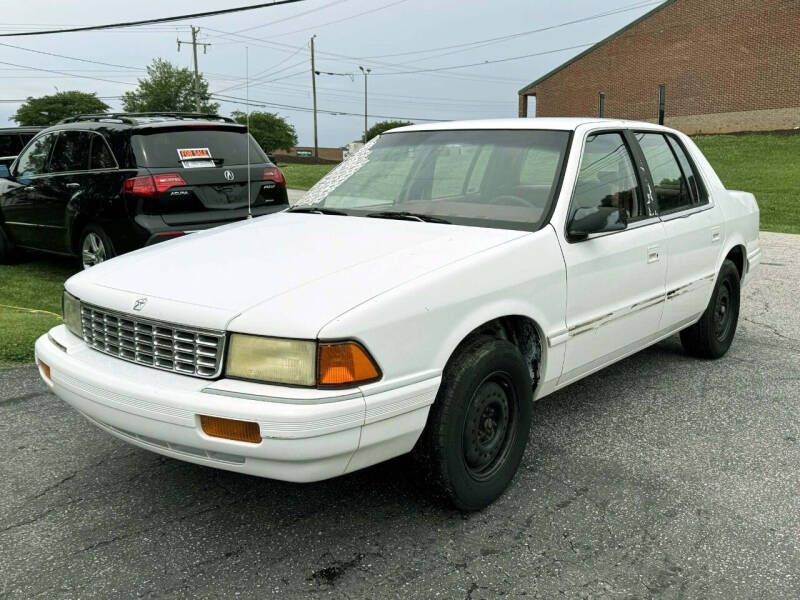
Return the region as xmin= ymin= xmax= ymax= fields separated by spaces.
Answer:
xmin=416 ymin=336 xmax=533 ymax=510
xmin=80 ymin=225 xmax=115 ymax=269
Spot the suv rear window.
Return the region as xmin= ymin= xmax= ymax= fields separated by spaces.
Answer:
xmin=131 ymin=127 xmax=267 ymax=168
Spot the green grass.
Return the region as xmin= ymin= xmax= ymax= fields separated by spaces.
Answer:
xmin=0 ymin=133 xmax=797 ymax=367
xmin=0 ymin=257 xmax=77 ymax=367
xmin=279 ymin=163 xmax=336 ymax=190
xmin=693 ymin=133 xmax=800 ymax=234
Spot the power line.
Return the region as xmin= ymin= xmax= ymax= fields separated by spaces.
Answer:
xmin=0 ymin=41 xmax=142 ymax=71
xmin=0 ymin=0 xmax=309 ymax=37
xmin=367 ymin=43 xmax=594 ymax=75
xmin=211 ymin=91 xmax=444 ymax=122
xmin=359 ymin=0 xmax=660 ymax=60
xmin=0 ymin=59 xmax=137 ymax=86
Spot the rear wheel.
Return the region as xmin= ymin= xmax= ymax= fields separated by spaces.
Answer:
xmin=79 ymin=225 xmax=116 ymax=269
xmin=680 ymin=259 xmax=740 ymax=358
xmin=416 ymin=336 xmax=532 ymax=510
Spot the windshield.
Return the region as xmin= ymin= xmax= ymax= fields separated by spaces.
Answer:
xmin=296 ymin=129 xmax=570 ymax=230
xmin=132 ymin=127 xmax=267 ymax=168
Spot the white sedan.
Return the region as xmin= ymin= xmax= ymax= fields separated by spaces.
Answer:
xmin=36 ymin=118 xmax=760 ymax=510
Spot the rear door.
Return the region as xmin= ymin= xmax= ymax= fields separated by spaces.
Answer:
xmin=632 ymin=131 xmax=724 ymax=331
xmin=130 ymin=126 xmax=285 ymax=226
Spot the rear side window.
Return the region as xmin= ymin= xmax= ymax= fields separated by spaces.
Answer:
xmin=50 ymin=131 xmax=91 ymax=172
xmin=666 ymin=136 xmax=707 ymax=205
xmin=132 ymin=128 xmax=267 ymax=168
xmin=89 ymin=134 xmax=117 ymax=169
xmin=635 ymin=132 xmax=704 ymax=213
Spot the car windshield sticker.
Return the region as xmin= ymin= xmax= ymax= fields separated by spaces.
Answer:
xmin=177 ymin=147 xmax=215 ymax=168
xmin=295 ymin=136 xmax=379 ymax=206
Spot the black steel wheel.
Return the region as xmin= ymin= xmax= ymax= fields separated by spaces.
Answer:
xmin=680 ymin=259 xmax=741 ymax=359
xmin=415 ymin=335 xmax=533 ymax=511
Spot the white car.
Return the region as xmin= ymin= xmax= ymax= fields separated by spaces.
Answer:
xmin=35 ymin=118 xmax=760 ymax=510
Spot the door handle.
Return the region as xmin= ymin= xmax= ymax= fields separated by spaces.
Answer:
xmin=24 ymin=185 xmax=36 ymax=192
xmin=647 ymin=245 xmax=660 ymax=263
xmin=711 ymin=226 xmax=722 ymax=244
xmin=65 ymin=182 xmax=81 ymax=189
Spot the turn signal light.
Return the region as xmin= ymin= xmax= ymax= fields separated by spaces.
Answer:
xmin=200 ymin=415 xmax=261 ymax=444
xmin=318 ymin=341 xmax=380 ymax=387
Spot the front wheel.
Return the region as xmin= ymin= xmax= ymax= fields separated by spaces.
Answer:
xmin=680 ymin=259 xmax=741 ymax=358
xmin=79 ymin=225 xmax=116 ymax=270
xmin=416 ymin=336 xmax=533 ymax=511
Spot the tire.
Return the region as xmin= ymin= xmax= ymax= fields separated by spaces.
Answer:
xmin=416 ymin=335 xmax=533 ymax=511
xmin=680 ymin=259 xmax=740 ymax=359
xmin=79 ymin=225 xmax=116 ymax=270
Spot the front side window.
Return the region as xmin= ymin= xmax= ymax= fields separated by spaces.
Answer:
xmin=571 ymin=132 xmax=645 ymax=221
xmin=635 ymin=132 xmax=695 ymax=213
xmin=297 ymin=129 xmax=571 ymax=231
xmin=50 ymin=131 xmax=92 ymax=173
xmin=14 ymin=132 xmax=57 ymax=177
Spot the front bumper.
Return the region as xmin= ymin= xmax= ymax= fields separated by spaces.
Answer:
xmin=36 ymin=325 xmax=439 ymax=482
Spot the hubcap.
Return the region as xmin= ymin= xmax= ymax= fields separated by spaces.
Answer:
xmin=82 ymin=233 xmax=106 ymax=269
xmin=713 ymin=281 xmax=733 ymax=341
xmin=462 ymin=373 xmax=517 ymax=480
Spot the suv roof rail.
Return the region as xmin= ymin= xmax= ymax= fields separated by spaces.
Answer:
xmin=60 ymin=112 xmax=236 ymax=124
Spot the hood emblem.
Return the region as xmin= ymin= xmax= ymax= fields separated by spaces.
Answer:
xmin=133 ymin=298 xmax=148 ymax=311
xmin=223 ymin=169 xmax=235 ymax=181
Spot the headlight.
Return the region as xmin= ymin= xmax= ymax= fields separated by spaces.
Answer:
xmin=62 ymin=291 xmax=83 ymax=338
xmin=226 ymin=334 xmax=317 ymax=386
xmin=226 ymin=335 xmax=381 ymax=387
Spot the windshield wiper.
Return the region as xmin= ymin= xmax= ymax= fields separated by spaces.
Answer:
xmin=365 ymin=211 xmax=451 ymax=224
xmin=287 ymin=206 xmax=348 ymax=216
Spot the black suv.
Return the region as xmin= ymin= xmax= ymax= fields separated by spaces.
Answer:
xmin=0 ymin=126 xmax=44 ymax=169
xmin=0 ymin=113 xmax=288 ymax=268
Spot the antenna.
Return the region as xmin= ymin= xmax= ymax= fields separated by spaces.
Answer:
xmin=246 ymin=46 xmax=252 ymax=219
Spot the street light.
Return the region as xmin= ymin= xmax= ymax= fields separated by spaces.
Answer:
xmin=359 ymin=66 xmax=371 ymax=143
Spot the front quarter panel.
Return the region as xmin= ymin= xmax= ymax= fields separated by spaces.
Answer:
xmin=319 ymin=226 xmax=568 ymax=399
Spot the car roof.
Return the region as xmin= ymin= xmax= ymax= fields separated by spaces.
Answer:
xmin=50 ymin=119 xmax=245 ymax=132
xmin=387 ymin=117 xmax=675 ymax=134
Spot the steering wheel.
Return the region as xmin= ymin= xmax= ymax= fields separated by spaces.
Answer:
xmin=489 ymin=194 xmax=530 ymax=207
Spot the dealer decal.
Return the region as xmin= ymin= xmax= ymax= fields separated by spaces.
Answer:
xmin=177 ymin=147 xmax=215 ymax=168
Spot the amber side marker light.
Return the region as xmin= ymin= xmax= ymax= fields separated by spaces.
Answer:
xmin=200 ymin=415 xmax=261 ymax=444
xmin=318 ymin=341 xmax=380 ymax=387
xmin=37 ymin=360 xmax=51 ymax=382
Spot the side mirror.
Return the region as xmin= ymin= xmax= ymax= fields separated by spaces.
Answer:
xmin=0 ymin=165 xmax=10 ymax=179
xmin=568 ymin=205 xmax=628 ymax=240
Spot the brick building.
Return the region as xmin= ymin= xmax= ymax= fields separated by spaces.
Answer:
xmin=518 ymin=0 xmax=800 ymax=134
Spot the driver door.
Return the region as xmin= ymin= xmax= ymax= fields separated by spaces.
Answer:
xmin=1 ymin=131 xmax=58 ymax=247
xmin=557 ymin=130 xmax=667 ymax=386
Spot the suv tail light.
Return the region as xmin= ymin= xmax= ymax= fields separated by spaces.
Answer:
xmin=263 ymin=167 xmax=286 ymax=186
xmin=124 ymin=174 xmax=186 ymax=197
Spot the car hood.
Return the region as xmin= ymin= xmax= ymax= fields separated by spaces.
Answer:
xmin=66 ymin=212 xmax=528 ymax=336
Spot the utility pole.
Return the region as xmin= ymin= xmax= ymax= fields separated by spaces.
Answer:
xmin=177 ymin=26 xmax=210 ymax=113
xmin=359 ymin=66 xmax=371 ymax=143
xmin=310 ymin=35 xmax=319 ymax=160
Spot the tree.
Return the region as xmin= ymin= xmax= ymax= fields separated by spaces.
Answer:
xmin=121 ymin=59 xmax=218 ymax=113
xmin=231 ymin=110 xmax=297 ymax=153
xmin=365 ymin=120 xmax=413 ymax=141
xmin=13 ymin=91 xmax=109 ymax=126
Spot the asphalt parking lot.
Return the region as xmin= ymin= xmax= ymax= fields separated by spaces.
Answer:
xmin=1 ymin=232 xmax=798 ymax=599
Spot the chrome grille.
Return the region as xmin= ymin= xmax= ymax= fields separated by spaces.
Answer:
xmin=80 ymin=304 xmax=225 ymax=378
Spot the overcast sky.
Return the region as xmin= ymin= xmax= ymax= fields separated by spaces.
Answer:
xmin=0 ymin=0 xmax=661 ymax=146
